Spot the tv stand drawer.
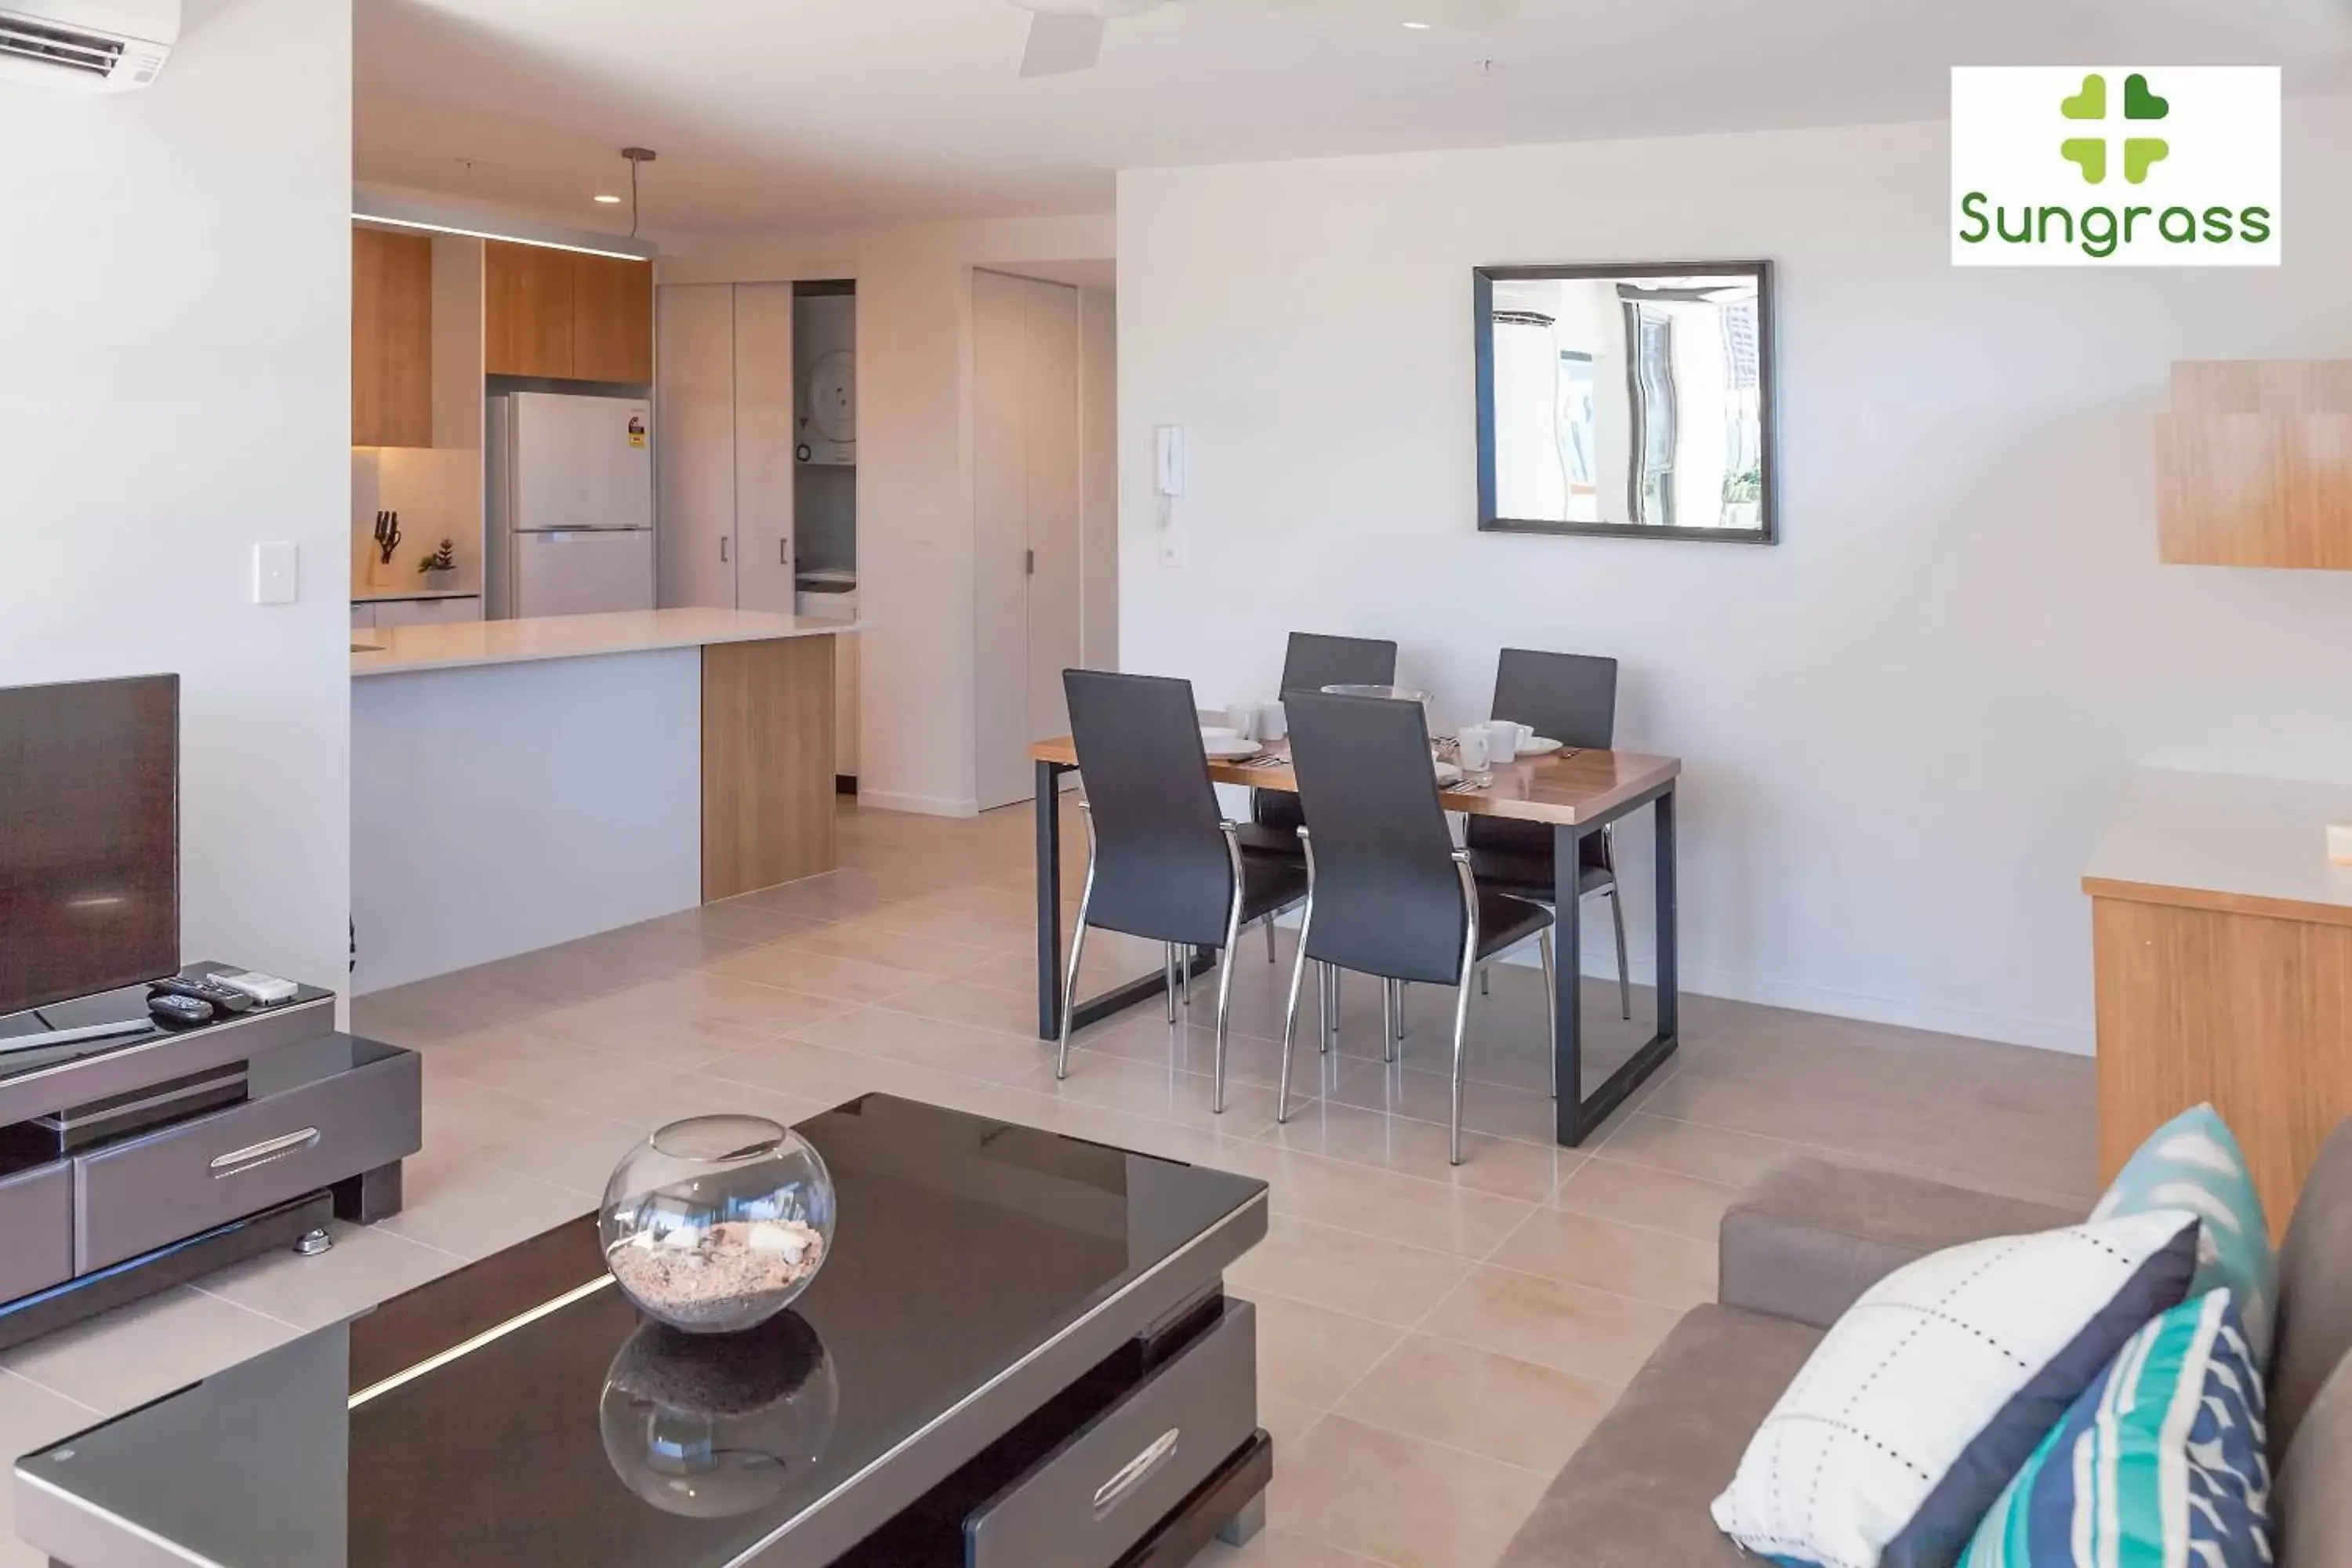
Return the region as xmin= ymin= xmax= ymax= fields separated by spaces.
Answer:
xmin=72 ymin=1050 xmax=419 ymax=1274
xmin=0 ymin=1162 xmax=71 ymax=1304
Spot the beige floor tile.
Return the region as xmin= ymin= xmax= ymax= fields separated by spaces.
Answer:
xmin=1590 ymin=1110 xmax=1833 ymax=1189
xmin=1325 ymin=1058 xmax=1569 ymax=1147
xmin=0 ymin=1373 xmax=100 ymax=1470
xmin=777 ymin=922 xmax=1005 ymax=978
xmin=843 ymin=903 xmax=1036 ymax=955
xmin=1548 ymin=1156 xmax=1744 ymax=1240
xmin=872 ymin=978 xmax=1044 ymax=1037
xmin=1207 ymin=1143 xmax=1535 ymax=1259
xmin=1335 ymin=1334 xmax=1616 ymax=1475
xmin=0 ymin=1288 xmax=299 ymax=1416
xmin=1223 ymin=1216 xmax=1472 ymax=1328
xmin=1419 ymin=1265 xmax=1682 ymax=1385
xmin=192 ymin=1222 xmax=463 ymax=1330
xmin=416 ymin=1069 xmax=572 ymax=1157
xmin=1252 ymin=1397 xmax=1327 ymax=1461
xmin=1270 ymin=1414 xmax=1547 ymax=1568
xmin=527 ymin=973 xmax=853 ymax=1062
xmin=468 ymin=1105 xmax=652 ymax=1196
xmin=1483 ymin=1207 xmax=1718 ymax=1310
xmin=1076 ymin=1014 xmax=1344 ymax=1092
xmin=789 ymin=1007 xmax=1056 ymax=1086
xmin=1254 ymin=1099 xmax=1582 ymax=1203
xmin=372 ymin=1147 xmax=590 ymax=1259
xmin=701 ymin=1033 xmax=998 ymax=1109
xmin=1189 ymin=1528 xmax=1392 ymax=1567
xmin=1003 ymin=1051 xmax=1286 ymax=1137
xmin=699 ymin=942 xmax=931 ymax=1004
xmin=967 ymin=1085 xmax=1259 ymax=1165
xmin=1243 ymin=1293 xmax=1406 ymax=1410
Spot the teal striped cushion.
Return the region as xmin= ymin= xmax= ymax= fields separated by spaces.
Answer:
xmin=1961 ymin=1290 xmax=2270 ymax=1568
xmin=2092 ymin=1104 xmax=2276 ymax=1366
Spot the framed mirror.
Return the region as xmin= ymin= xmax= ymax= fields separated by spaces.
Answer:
xmin=1474 ymin=260 xmax=1777 ymax=543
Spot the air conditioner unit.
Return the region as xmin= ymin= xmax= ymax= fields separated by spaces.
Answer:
xmin=0 ymin=0 xmax=177 ymax=93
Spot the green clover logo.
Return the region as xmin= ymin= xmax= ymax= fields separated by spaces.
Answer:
xmin=2059 ymin=71 xmax=2169 ymax=185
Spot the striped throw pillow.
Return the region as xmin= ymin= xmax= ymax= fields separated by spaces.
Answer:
xmin=1962 ymin=1289 xmax=2270 ymax=1568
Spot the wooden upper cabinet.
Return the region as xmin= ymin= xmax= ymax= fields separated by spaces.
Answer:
xmin=351 ymin=227 xmax=433 ymax=447
xmin=485 ymin=239 xmax=576 ymax=379
xmin=572 ymin=255 xmax=655 ymax=384
xmin=2157 ymin=360 xmax=2352 ymax=571
xmin=484 ymin=241 xmax=653 ymax=384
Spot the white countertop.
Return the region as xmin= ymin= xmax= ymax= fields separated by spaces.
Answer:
xmin=352 ymin=586 xmax=482 ymax=604
xmin=2085 ymin=767 xmax=2352 ymax=918
xmin=352 ymin=608 xmax=864 ymax=678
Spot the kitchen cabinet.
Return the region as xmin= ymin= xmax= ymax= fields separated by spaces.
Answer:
xmin=2157 ymin=361 xmax=2352 ymax=570
xmin=354 ymin=597 xmax=482 ymax=630
xmin=485 ymin=241 xmax=653 ymax=384
xmin=352 ymin=227 xmax=434 ymax=448
xmin=654 ymin=282 xmax=795 ymax=612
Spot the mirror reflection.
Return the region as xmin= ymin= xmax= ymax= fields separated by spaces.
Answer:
xmin=1477 ymin=263 xmax=1773 ymax=541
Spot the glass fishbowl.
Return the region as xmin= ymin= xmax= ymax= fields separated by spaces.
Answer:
xmin=600 ymin=1114 xmax=835 ymax=1334
xmin=599 ymin=1312 xmax=840 ymax=1517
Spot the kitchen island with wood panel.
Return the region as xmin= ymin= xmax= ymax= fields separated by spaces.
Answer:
xmin=351 ymin=608 xmax=862 ymax=993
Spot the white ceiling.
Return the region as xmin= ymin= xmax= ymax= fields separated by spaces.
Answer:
xmin=353 ymin=0 xmax=2352 ymax=238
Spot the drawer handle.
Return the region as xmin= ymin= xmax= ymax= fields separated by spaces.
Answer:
xmin=1092 ymin=1427 xmax=1180 ymax=1514
xmin=209 ymin=1127 xmax=321 ymax=1177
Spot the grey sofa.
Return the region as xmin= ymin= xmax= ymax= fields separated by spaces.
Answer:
xmin=1497 ymin=1120 xmax=2352 ymax=1568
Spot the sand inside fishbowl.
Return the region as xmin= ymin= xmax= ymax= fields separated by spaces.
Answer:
xmin=607 ymin=1219 xmax=826 ymax=1330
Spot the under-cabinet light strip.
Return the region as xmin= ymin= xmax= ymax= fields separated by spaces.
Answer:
xmin=350 ymin=212 xmax=653 ymax=263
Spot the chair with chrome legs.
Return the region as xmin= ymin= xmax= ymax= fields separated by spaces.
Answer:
xmin=1059 ymin=669 xmax=1308 ymax=1111
xmin=1233 ymin=633 xmax=1399 ymax=965
xmin=1464 ymin=648 xmax=1632 ymax=1020
xmin=1273 ymin=690 xmax=1556 ymax=1165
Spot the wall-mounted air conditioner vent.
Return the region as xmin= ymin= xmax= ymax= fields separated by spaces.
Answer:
xmin=0 ymin=1 xmax=177 ymax=93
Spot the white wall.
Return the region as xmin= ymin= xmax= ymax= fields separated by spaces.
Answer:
xmin=0 ymin=0 xmax=354 ymax=1000
xmin=666 ymin=214 xmax=1115 ymax=816
xmin=1117 ymin=105 xmax=2352 ymax=1053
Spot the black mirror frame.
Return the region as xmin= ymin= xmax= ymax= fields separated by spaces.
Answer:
xmin=1473 ymin=258 xmax=1778 ymax=545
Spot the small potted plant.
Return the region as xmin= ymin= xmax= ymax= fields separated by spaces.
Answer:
xmin=417 ymin=539 xmax=459 ymax=590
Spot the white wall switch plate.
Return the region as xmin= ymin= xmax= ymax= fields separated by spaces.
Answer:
xmin=252 ymin=542 xmax=299 ymax=604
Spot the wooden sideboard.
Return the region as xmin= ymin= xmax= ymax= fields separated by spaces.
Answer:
xmin=2085 ymin=768 xmax=2352 ymax=1239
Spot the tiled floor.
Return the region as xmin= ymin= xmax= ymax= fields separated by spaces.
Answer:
xmin=0 ymin=798 xmax=2098 ymax=1568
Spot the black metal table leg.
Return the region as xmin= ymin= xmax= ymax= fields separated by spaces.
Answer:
xmin=1550 ymin=780 xmax=1681 ymax=1146
xmin=1036 ymin=759 xmax=1066 ymax=1040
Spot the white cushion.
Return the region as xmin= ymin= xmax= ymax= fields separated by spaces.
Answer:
xmin=1711 ymin=1208 xmax=2201 ymax=1568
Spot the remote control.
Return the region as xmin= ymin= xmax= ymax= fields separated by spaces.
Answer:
xmin=147 ymin=993 xmax=214 ymax=1029
xmin=150 ymin=977 xmax=252 ymax=1014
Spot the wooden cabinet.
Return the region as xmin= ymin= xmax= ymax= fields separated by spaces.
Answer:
xmin=2157 ymin=360 xmax=2352 ymax=570
xmin=352 ymin=227 xmax=434 ymax=447
xmin=485 ymin=240 xmax=575 ymax=379
xmin=485 ymin=240 xmax=652 ymax=383
xmin=572 ymin=254 xmax=655 ymax=383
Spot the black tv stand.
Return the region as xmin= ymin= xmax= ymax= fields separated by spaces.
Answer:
xmin=0 ymin=963 xmax=420 ymax=1353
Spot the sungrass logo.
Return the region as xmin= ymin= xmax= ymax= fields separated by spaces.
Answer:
xmin=1951 ymin=67 xmax=2281 ymax=266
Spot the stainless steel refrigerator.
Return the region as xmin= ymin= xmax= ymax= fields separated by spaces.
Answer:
xmin=485 ymin=391 xmax=655 ymax=619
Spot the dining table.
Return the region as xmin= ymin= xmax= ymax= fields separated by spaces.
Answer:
xmin=1026 ymin=728 xmax=1683 ymax=1148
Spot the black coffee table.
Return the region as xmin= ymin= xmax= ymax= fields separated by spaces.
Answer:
xmin=13 ymin=1094 xmax=1272 ymax=1568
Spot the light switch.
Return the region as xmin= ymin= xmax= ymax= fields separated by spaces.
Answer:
xmin=252 ymin=542 xmax=299 ymax=604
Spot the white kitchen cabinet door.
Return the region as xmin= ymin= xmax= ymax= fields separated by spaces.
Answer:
xmin=372 ymin=595 xmax=484 ymax=628
xmin=655 ymin=284 xmax=738 ymax=608
xmin=732 ymin=283 xmax=797 ymax=615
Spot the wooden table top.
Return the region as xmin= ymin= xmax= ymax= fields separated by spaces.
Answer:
xmin=1029 ymin=733 xmax=1680 ymax=826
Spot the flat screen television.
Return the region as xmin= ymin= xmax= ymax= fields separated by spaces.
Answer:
xmin=0 ymin=674 xmax=180 ymax=1018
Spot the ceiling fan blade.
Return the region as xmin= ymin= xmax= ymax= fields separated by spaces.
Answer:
xmin=1187 ymin=0 xmax=1518 ymax=26
xmin=1020 ymin=11 xmax=1106 ymax=75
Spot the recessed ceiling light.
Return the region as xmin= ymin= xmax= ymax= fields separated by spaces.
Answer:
xmin=1400 ymin=19 xmax=1431 ymax=27
xmin=593 ymin=193 xmax=623 ymax=204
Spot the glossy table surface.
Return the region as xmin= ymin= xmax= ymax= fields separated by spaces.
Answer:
xmin=16 ymin=1094 xmax=1267 ymax=1568
xmin=1028 ymin=733 xmax=1681 ymax=827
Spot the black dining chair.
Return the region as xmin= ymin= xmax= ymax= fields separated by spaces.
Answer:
xmin=1234 ymin=633 xmax=1400 ymax=931
xmin=1059 ymin=669 xmax=1309 ymax=1111
xmin=1464 ymin=648 xmax=1632 ymax=1020
xmin=1275 ymin=690 xmax=1556 ymax=1164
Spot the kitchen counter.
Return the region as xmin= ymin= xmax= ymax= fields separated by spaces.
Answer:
xmin=351 ymin=586 xmax=483 ymax=604
xmin=2083 ymin=767 xmax=2352 ymax=924
xmin=351 ymin=607 xmax=863 ymax=678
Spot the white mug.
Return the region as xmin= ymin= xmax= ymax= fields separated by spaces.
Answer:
xmin=1484 ymin=720 xmax=1519 ymax=764
xmin=1455 ymin=725 xmax=1491 ymax=772
xmin=1259 ymin=700 xmax=1287 ymax=740
xmin=1226 ymin=702 xmax=1261 ymax=741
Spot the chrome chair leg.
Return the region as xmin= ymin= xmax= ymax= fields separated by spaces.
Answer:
xmin=1381 ymin=978 xmax=1399 ymax=1064
xmin=1479 ymin=968 xmax=1489 ymax=997
xmin=1212 ymin=824 xmax=1247 ymax=1113
xmin=1163 ymin=943 xmax=1178 ymax=1023
xmin=1609 ymin=884 xmax=1631 ymax=1021
xmin=1058 ymin=850 xmax=1099 ymax=1082
xmin=1265 ymin=917 xmax=1278 ymax=964
xmin=1319 ymin=962 xmax=1335 ymax=1054
xmin=1538 ymin=926 xmax=1558 ymax=1102
xmin=1448 ymin=850 xmax=1482 ymax=1167
xmin=1276 ymin=889 xmax=1318 ymax=1124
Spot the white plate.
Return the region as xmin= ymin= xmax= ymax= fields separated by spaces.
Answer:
xmin=1520 ymin=737 xmax=1564 ymax=757
xmin=1433 ymin=760 xmax=1465 ymax=784
xmin=1203 ymin=737 xmax=1262 ymax=760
